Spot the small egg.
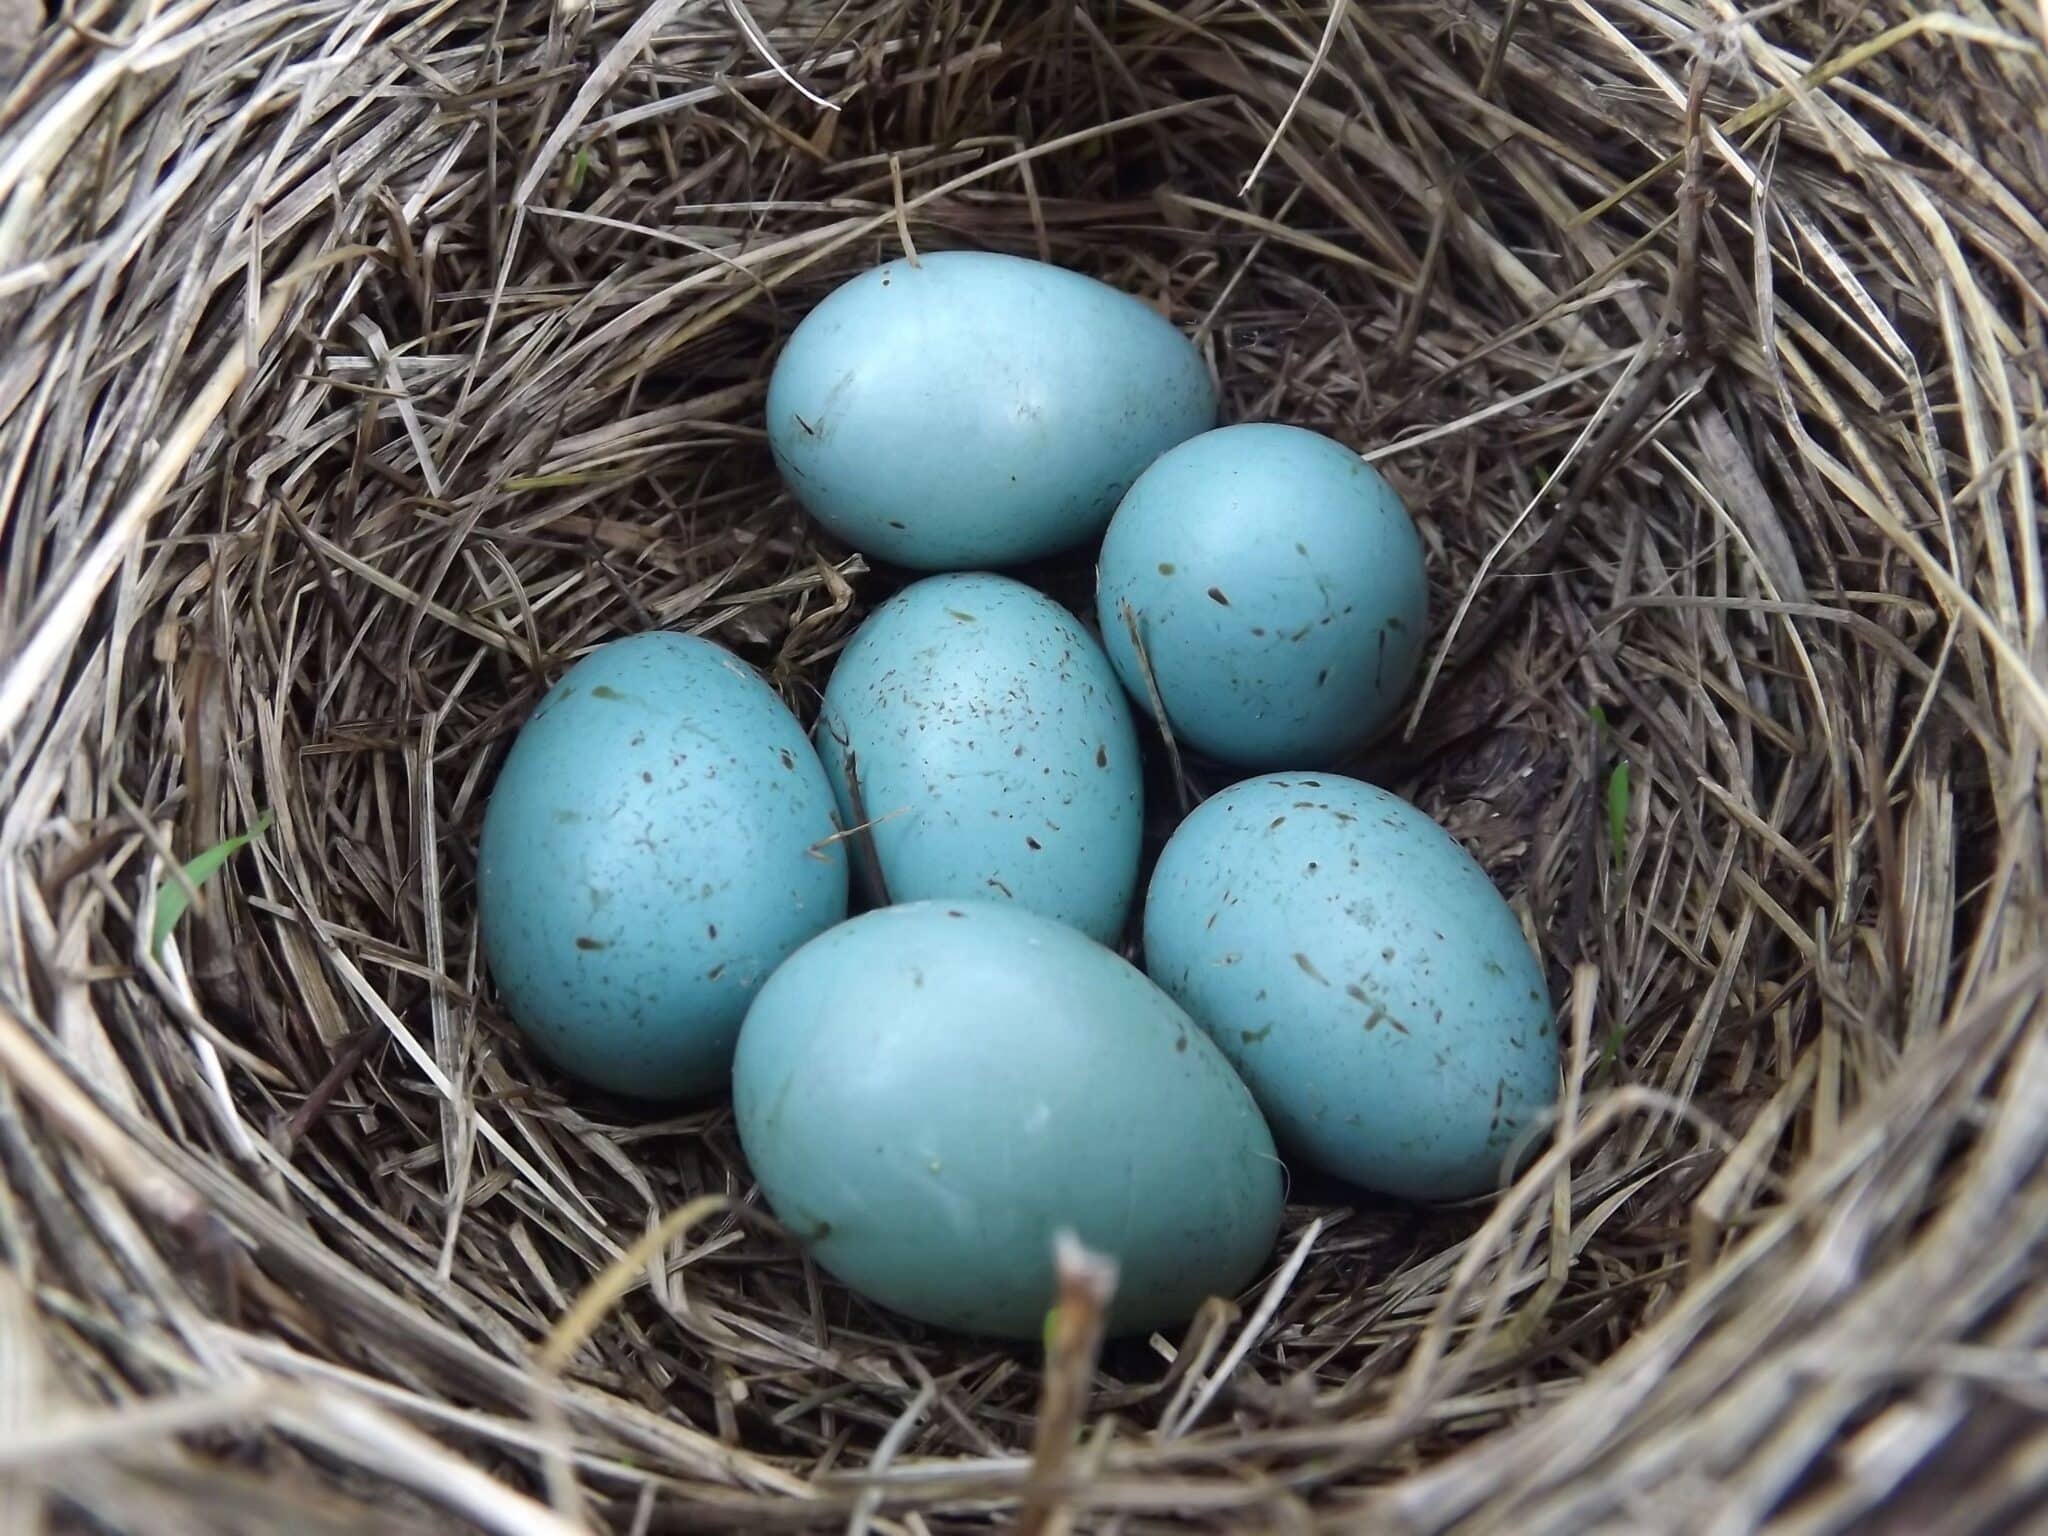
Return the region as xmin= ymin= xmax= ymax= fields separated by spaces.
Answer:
xmin=477 ymin=634 xmax=847 ymax=1099
xmin=1143 ymin=774 xmax=1557 ymax=1201
xmin=816 ymin=573 xmax=1142 ymax=944
xmin=733 ymin=900 xmax=1284 ymax=1338
xmin=1096 ymin=423 xmax=1427 ymax=767
xmin=768 ymin=251 xmax=1217 ymax=569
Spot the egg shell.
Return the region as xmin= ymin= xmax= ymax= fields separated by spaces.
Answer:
xmin=816 ymin=573 xmax=1143 ymax=944
xmin=1143 ymin=773 xmax=1557 ymax=1201
xmin=1096 ymin=423 xmax=1428 ymax=768
xmin=477 ymin=633 xmax=847 ymax=1100
xmin=767 ymin=251 xmax=1217 ymax=570
xmin=733 ymin=900 xmax=1284 ymax=1338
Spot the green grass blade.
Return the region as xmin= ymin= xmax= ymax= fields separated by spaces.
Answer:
xmin=151 ymin=810 xmax=274 ymax=958
xmin=1607 ymin=761 xmax=1630 ymax=869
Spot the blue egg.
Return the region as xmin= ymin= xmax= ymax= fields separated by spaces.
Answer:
xmin=1144 ymin=774 xmax=1557 ymax=1201
xmin=1096 ymin=423 xmax=1427 ymax=768
xmin=816 ymin=574 xmax=1142 ymax=944
xmin=477 ymin=634 xmax=847 ymax=1099
xmin=767 ymin=251 xmax=1217 ymax=570
xmin=733 ymin=901 xmax=1284 ymax=1338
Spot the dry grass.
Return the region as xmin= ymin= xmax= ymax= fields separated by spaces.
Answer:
xmin=1 ymin=1 xmax=2045 ymax=1531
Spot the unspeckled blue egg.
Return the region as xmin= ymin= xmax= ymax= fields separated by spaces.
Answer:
xmin=1143 ymin=774 xmax=1558 ymax=1201
xmin=1097 ymin=424 xmax=1427 ymax=768
xmin=767 ymin=251 xmax=1217 ymax=570
xmin=815 ymin=573 xmax=1142 ymax=944
xmin=477 ymin=634 xmax=847 ymax=1100
xmin=733 ymin=900 xmax=1284 ymax=1338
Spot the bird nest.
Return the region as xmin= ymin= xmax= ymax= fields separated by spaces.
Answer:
xmin=2 ymin=2 xmax=2045 ymax=1532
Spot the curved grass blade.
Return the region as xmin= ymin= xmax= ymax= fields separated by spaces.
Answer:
xmin=151 ymin=811 xmax=274 ymax=958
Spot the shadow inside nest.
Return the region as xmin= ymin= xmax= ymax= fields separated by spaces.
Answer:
xmin=265 ymin=72 xmax=1622 ymax=1453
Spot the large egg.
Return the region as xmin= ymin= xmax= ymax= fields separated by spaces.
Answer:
xmin=1096 ymin=424 xmax=1427 ymax=767
xmin=477 ymin=634 xmax=847 ymax=1099
xmin=733 ymin=901 xmax=1283 ymax=1338
xmin=815 ymin=573 xmax=1142 ymax=944
xmin=1143 ymin=774 xmax=1557 ymax=1201
xmin=767 ymin=251 xmax=1217 ymax=569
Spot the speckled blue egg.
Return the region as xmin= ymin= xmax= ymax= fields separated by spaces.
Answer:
xmin=815 ymin=573 xmax=1142 ymax=944
xmin=477 ymin=634 xmax=847 ymax=1100
xmin=1096 ymin=424 xmax=1428 ymax=768
xmin=733 ymin=900 xmax=1284 ymax=1338
xmin=767 ymin=251 xmax=1217 ymax=570
xmin=1143 ymin=774 xmax=1558 ymax=1201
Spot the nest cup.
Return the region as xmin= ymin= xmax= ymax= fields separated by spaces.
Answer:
xmin=3 ymin=4 xmax=2046 ymax=1531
